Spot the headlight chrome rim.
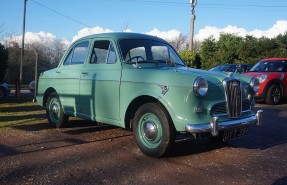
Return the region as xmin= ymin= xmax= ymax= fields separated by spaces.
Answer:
xmin=193 ymin=77 xmax=208 ymax=97
xmin=250 ymin=78 xmax=260 ymax=93
xmin=257 ymin=74 xmax=268 ymax=83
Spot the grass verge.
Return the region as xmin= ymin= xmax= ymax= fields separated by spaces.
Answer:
xmin=0 ymin=97 xmax=46 ymax=129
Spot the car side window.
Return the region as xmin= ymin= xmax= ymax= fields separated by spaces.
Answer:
xmin=63 ymin=41 xmax=89 ymax=65
xmin=90 ymin=40 xmax=117 ymax=64
xmin=63 ymin=49 xmax=73 ymax=65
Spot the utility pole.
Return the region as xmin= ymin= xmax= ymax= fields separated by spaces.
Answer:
xmin=33 ymin=48 xmax=38 ymax=102
xmin=189 ymin=0 xmax=197 ymax=51
xmin=19 ymin=0 xmax=27 ymax=97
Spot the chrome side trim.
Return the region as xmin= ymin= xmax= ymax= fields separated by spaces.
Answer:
xmin=185 ymin=110 xmax=263 ymax=135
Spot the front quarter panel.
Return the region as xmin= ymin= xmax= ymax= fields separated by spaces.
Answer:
xmin=120 ymin=65 xmax=232 ymax=131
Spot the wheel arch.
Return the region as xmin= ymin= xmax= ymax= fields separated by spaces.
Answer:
xmin=43 ymin=87 xmax=57 ymax=107
xmin=263 ymin=79 xmax=284 ymax=96
xmin=124 ymin=95 xmax=173 ymax=131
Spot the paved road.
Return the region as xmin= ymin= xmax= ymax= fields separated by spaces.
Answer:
xmin=0 ymin=103 xmax=286 ymax=185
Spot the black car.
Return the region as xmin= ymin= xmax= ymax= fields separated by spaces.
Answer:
xmin=0 ymin=83 xmax=11 ymax=99
xmin=209 ymin=64 xmax=253 ymax=73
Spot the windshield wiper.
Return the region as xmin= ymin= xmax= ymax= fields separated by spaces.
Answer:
xmin=152 ymin=59 xmax=186 ymax=67
xmin=128 ymin=59 xmax=185 ymax=69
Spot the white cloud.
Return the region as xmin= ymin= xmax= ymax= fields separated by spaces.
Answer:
xmin=72 ymin=26 xmax=113 ymax=42
xmin=144 ymin=28 xmax=181 ymax=42
xmin=3 ymin=31 xmax=70 ymax=48
xmin=195 ymin=20 xmax=287 ymax=42
xmin=71 ymin=26 xmax=181 ymax=43
xmin=3 ymin=20 xmax=286 ymax=49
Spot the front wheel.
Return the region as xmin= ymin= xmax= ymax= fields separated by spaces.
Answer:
xmin=265 ymin=84 xmax=282 ymax=105
xmin=46 ymin=92 xmax=69 ymax=128
xmin=133 ymin=103 xmax=175 ymax=157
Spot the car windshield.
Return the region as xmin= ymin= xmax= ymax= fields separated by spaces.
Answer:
xmin=210 ymin=65 xmax=234 ymax=72
xmin=119 ymin=39 xmax=185 ymax=66
xmin=249 ymin=60 xmax=287 ymax=72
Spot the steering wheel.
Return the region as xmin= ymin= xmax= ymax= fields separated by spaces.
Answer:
xmin=126 ymin=56 xmax=145 ymax=63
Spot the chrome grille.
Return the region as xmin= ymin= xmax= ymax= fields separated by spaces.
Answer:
xmin=224 ymin=79 xmax=242 ymax=118
xmin=210 ymin=100 xmax=250 ymax=116
xmin=210 ymin=101 xmax=226 ymax=115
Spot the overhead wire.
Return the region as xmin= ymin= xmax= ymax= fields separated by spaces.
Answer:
xmin=29 ymin=0 xmax=92 ymax=28
xmin=29 ymin=0 xmax=287 ymax=27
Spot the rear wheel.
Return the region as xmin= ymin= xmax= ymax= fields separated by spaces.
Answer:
xmin=133 ymin=103 xmax=175 ymax=157
xmin=46 ymin=92 xmax=69 ymax=128
xmin=265 ymin=84 xmax=282 ymax=105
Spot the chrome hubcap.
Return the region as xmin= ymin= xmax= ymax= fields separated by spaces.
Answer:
xmin=143 ymin=121 xmax=158 ymax=141
xmin=51 ymin=104 xmax=59 ymax=116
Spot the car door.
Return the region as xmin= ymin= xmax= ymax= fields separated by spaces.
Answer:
xmin=282 ymin=60 xmax=287 ymax=97
xmin=79 ymin=39 xmax=121 ymax=125
xmin=53 ymin=40 xmax=90 ymax=114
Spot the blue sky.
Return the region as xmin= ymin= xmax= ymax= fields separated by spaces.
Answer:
xmin=1 ymin=0 xmax=287 ymax=44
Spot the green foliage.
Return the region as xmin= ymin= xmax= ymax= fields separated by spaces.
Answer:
xmin=199 ymin=33 xmax=287 ymax=70
xmin=0 ymin=43 xmax=9 ymax=83
xmin=199 ymin=37 xmax=217 ymax=69
xmin=178 ymin=50 xmax=201 ymax=69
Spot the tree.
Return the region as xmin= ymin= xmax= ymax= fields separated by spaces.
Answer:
xmin=238 ymin=35 xmax=261 ymax=64
xmin=199 ymin=37 xmax=217 ymax=70
xmin=178 ymin=50 xmax=201 ymax=69
xmin=215 ymin=33 xmax=242 ymax=64
xmin=5 ymin=42 xmax=20 ymax=85
xmin=0 ymin=43 xmax=9 ymax=83
xmin=169 ymin=34 xmax=188 ymax=51
xmin=276 ymin=32 xmax=287 ymax=51
xmin=199 ymin=33 xmax=287 ymax=70
xmin=4 ymin=37 xmax=67 ymax=85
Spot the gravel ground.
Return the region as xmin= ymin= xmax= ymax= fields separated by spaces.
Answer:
xmin=0 ymin=100 xmax=287 ymax=185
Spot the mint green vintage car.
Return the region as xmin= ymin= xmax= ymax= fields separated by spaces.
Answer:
xmin=37 ymin=32 xmax=263 ymax=157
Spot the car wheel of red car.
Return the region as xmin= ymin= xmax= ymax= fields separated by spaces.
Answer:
xmin=265 ymin=84 xmax=282 ymax=105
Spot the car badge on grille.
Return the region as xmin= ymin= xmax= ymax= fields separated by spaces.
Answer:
xmin=232 ymin=82 xmax=239 ymax=87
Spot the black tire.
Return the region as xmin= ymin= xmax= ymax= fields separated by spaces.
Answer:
xmin=46 ymin=92 xmax=69 ymax=128
xmin=133 ymin=103 xmax=175 ymax=157
xmin=0 ymin=87 xmax=7 ymax=99
xmin=265 ymin=84 xmax=282 ymax=105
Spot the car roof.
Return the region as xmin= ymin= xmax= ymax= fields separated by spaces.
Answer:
xmin=77 ymin=32 xmax=168 ymax=43
xmin=261 ymin=58 xmax=287 ymax=61
xmin=218 ymin=64 xmax=252 ymax=66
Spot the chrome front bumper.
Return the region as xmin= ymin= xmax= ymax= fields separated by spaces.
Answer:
xmin=185 ymin=110 xmax=263 ymax=136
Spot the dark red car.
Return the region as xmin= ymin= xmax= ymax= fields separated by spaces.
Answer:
xmin=244 ymin=58 xmax=287 ymax=104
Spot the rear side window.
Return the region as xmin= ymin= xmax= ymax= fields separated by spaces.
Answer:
xmin=63 ymin=41 xmax=89 ymax=65
xmin=90 ymin=40 xmax=117 ymax=64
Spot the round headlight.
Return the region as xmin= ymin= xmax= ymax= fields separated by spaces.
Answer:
xmin=250 ymin=78 xmax=260 ymax=93
xmin=193 ymin=77 xmax=208 ymax=97
xmin=257 ymin=74 xmax=268 ymax=83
